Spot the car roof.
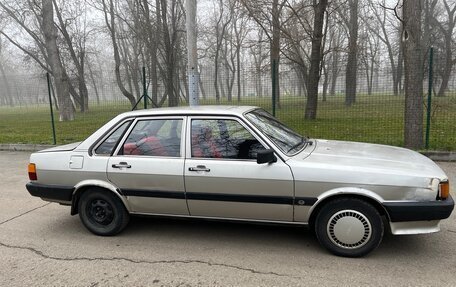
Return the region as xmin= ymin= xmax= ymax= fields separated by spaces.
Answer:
xmin=119 ymin=105 xmax=259 ymax=118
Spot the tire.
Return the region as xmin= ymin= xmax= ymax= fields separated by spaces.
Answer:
xmin=315 ymin=198 xmax=384 ymax=257
xmin=78 ymin=188 xmax=130 ymax=236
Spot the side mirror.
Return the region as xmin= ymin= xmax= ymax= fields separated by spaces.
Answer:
xmin=257 ymin=149 xmax=277 ymax=164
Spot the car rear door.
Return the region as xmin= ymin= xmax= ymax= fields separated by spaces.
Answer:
xmin=107 ymin=116 xmax=189 ymax=215
xmin=184 ymin=116 xmax=294 ymax=222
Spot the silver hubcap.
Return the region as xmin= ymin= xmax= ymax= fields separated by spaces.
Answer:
xmin=327 ymin=210 xmax=372 ymax=249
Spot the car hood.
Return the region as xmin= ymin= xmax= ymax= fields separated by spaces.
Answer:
xmin=288 ymin=139 xmax=448 ymax=187
xmin=37 ymin=142 xmax=81 ymax=153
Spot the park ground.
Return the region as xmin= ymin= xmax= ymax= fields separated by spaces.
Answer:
xmin=0 ymin=151 xmax=455 ymax=286
xmin=0 ymin=94 xmax=455 ymax=150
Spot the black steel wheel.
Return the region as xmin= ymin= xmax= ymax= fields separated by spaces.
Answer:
xmin=78 ymin=188 xmax=129 ymax=236
xmin=315 ymin=198 xmax=384 ymax=257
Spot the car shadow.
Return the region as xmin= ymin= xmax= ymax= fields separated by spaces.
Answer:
xmin=46 ymin=213 xmax=446 ymax=259
xmin=125 ymin=215 xmax=319 ymax=249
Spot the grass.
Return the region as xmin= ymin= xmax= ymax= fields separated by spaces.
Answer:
xmin=0 ymin=93 xmax=455 ymax=150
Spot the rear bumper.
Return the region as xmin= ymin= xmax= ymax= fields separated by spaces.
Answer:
xmin=383 ymin=195 xmax=454 ymax=222
xmin=26 ymin=182 xmax=74 ymax=202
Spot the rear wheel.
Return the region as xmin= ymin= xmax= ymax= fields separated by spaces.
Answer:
xmin=78 ymin=189 xmax=129 ymax=236
xmin=315 ymin=198 xmax=383 ymax=257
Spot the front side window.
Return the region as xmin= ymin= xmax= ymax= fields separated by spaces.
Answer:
xmin=245 ymin=109 xmax=307 ymax=155
xmin=95 ymin=121 xmax=132 ymax=155
xmin=191 ymin=119 xmax=266 ymax=159
xmin=121 ymin=119 xmax=182 ymax=157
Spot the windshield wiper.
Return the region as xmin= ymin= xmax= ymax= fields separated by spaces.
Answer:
xmin=287 ymin=136 xmax=307 ymax=153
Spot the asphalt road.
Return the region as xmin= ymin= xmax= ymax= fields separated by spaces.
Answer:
xmin=0 ymin=151 xmax=455 ymax=286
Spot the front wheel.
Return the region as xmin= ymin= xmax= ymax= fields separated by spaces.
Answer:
xmin=315 ymin=198 xmax=384 ymax=257
xmin=78 ymin=188 xmax=129 ymax=236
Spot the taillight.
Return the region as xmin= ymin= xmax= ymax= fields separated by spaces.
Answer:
xmin=28 ymin=163 xmax=37 ymax=180
xmin=439 ymin=181 xmax=450 ymax=199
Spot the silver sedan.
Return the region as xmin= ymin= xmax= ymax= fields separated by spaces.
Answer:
xmin=26 ymin=106 xmax=454 ymax=257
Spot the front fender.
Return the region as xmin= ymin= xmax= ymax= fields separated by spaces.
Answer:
xmin=306 ymin=187 xmax=386 ymax=221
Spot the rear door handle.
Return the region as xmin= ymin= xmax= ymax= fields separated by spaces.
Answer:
xmin=112 ymin=162 xmax=131 ymax=169
xmin=188 ymin=165 xmax=210 ymax=172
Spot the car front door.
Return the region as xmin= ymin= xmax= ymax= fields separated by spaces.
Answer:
xmin=184 ymin=116 xmax=294 ymax=222
xmin=107 ymin=116 xmax=189 ymax=215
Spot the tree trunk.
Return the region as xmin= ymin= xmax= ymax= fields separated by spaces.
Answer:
xmin=304 ymin=0 xmax=328 ymax=119
xmin=403 ymin=0 xmax=424 ymax=149
xmin=159 ymin=0 xmax=178 ymax=107
xmin=397 ymin=41 xmax=404 ymax=94
xmin=271 ymin=0 xmax=281 ymax=108
xmin=437 ymin=33 xmax=454 ymax=97
xmin=0 ymin=61 xmax=13 ymax=106
xmin=42 ymin=0 xmax=74 ymax=121
xmin=236 ymin=47 xmax=241 ymax=102
xmin=214 ymin=55 xmax=221 ymax=104
xmin=345 ymin=0 xmax=358 ymax=107
xmin=322 ymin=63 xmax=329 ymax=102
xmin=330 ymin=53 xmax=339 ymax=96
xmin=87 ymin=61 xmax=100 ymax=105
xmin=198 ymin=65 xmax=207 ymax=100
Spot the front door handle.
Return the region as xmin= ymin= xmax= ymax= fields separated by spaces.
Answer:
xmin=188 ymin=165 xmax=210 ymax=172
xmin=112 ymin=162 xmax=131 ymax=169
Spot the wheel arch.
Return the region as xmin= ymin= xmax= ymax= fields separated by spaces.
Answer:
xmin=71 ymin=180 xmax=130 ymax=215
xmin=307 ymin=188 xmax=390 ymax=228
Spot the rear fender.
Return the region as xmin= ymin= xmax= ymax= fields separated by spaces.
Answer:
xmin=71 ymin=180 xmax=130 ymax=215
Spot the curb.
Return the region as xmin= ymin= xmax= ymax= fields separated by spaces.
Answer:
xmin=0 ymin=144 xmax=55 ymax=152
xmin=1 ymin=144 xmax=455 ymax=162
xmin=420 ymin=151 xmax=456 ymax=162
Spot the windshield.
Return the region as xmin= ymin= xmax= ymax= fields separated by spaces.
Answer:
xmin=245 ymin=109 xmax=307 ymax=155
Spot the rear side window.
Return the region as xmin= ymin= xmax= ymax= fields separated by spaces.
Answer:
xmin=95 ymin=121 xmax=131 ymax=155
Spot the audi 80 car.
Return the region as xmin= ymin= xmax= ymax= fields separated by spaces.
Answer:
xmin=26 ymin=106 xmax=454 ymax=257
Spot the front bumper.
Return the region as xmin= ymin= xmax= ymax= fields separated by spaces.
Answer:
xmin=26 ymin=182 xmax=74 ymax=202
xmin=383 ymin=195 xmax=454 ymax=222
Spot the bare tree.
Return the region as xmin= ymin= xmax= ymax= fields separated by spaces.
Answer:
xmin=101 ymin=0 xmax=136 ymax=108
xmin=241 ymin=0 xmax=286 ymax=107
xmin=328 ymin=25 xmax=344 ymax=96
xmin=158 ymin=0 xmax=185 ymax=107
xmin=250 ymin=29 xmax=268 ymax=98
xmin=359 ymin=13 xmax=380 ymax=96
xmin=232 ymin=4 xmax=250 ymax=102
xmin=340 ymin=0 xmax=359 ymax=106
xmin=432 ymin=0 xmax=456 ymax=97
xmin=402 ymin=0 xmax=424 ymax=149
xmin=212 ymin=0 xmax=232 ymax=104
xmin=42 ymin=0 xmax=74 ymax=120
xmin=0 ymin=0 xmax=75 ymax=120
xmin=0 ymin=36 xmax=13 ymax=106
xmin=366 ymin=0 xmax=403 ymax=95
xmin=53 ymin=0 xmax=91 ymax=112
xmin=305 ymin=0 xmax=329 ymax=119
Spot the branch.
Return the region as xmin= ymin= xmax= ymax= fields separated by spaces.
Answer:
xmin=379 ymin=1 xmax=404 ymax=24
xmin=0 ymin=31 xmax=50 ymax=73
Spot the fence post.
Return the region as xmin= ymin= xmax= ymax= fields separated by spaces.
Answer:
xmin=272 ymin=59 xmax=277 ymax=117
xmin=46 ymin=72 xmax=57 ymax=145
xmin=425 ymin=47 xmax=434 ymax=150
xmin=143 ymin=66 xmax=147 ymax=109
